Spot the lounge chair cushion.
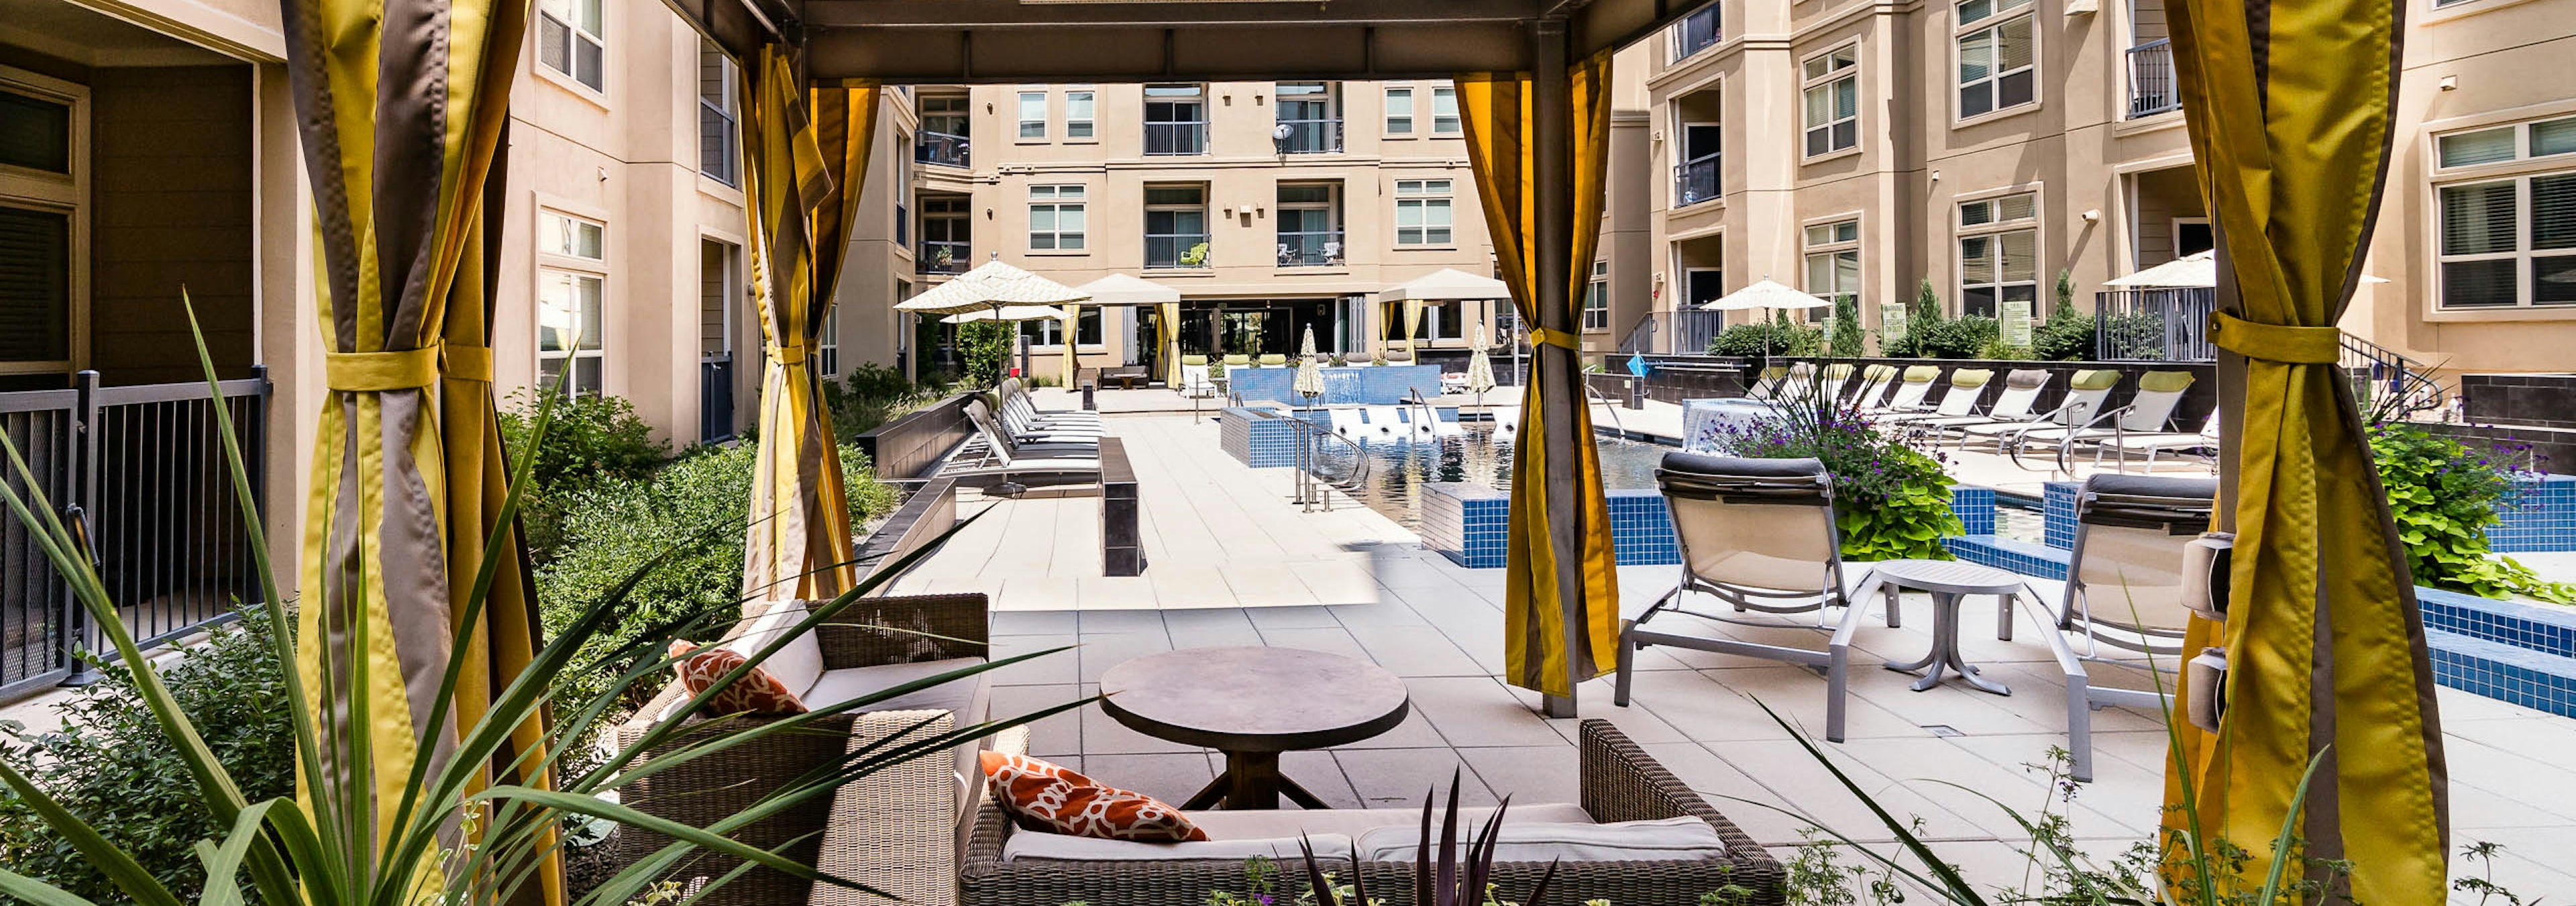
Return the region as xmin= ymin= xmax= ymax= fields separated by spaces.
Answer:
xmin=1183 ymin=803 xmax=1594 ymax=842
xmin=804 ymin=656 xmax=991 ymax=714
xmin=1356 ymin=815 xmax=1731 ymax=863
xmin=727 ymin=601 xmax=826 ymax=698
xmin=1000 ymin=833 xmax=1350 ymax=862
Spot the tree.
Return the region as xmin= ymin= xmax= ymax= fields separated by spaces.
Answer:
xmin=1829 ymin=294 xmax=1863 ymax=356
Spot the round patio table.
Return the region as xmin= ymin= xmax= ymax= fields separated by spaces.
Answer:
xmin=1099 ymin=646 xmax=1409 ymax=810
xmin=1871 ymin=558 xmax=2034 ymax=696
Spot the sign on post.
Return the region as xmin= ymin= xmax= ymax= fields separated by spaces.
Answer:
xmin=1880 ymin=303 xmax=1909 ymax=346
xmin=2002 ymin=299 xmax=2033 ymax=348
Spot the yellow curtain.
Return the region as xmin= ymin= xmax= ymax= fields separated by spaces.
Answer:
xmin=1159 ymin=301 xmax=1181 ymax=387
xmin=1456 ymin=50 xmax=1621 ymax=699
xmin=1402 ymin=299 xmax=1425 ymax=358
xmin=740 ymin=49 xmax=881 ymax=601
xmin=1061 ymin=303 xmax=1081 ymax=386
xmin=279 ymin=0 xmax=553 ymax=897
xmin=2164 ymin=0 xmax=2444 ymax=899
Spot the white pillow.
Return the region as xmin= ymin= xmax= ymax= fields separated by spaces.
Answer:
xmin=1353 ymin=816 xmax=1728 ymax=863
xmin=723 ymin=601 xmax=824 ymax=699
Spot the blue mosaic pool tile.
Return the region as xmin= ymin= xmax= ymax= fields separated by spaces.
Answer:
xmin=2418 ymin=585 xmax=2576 ymax=659
xmin=1607 ymin=490 xmax=1680 ymax=566
xmin=1951 ymin=487 xmax=1996 ymax=537
xmin=1943 ymin=534 xmax=2072 ymax=580
xmin=2428 ymin=627 xmax=2576 ymax=718
xmin=1217 ymin=407 xmax=1311 ymax=468
xmin=2489 ymin=474 xmax=2576 ymax=553
xmin=2043 ymin=481 xmax=2080 ymax=550
xmin=1423 ymin=483 xmax=1511 ymax=568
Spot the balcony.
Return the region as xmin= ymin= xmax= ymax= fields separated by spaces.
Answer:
xmin=916 ymin=130 xmax=969 ymax=168
xmin=2126 ymin=39 xmax=2178 ymax=118
xmin=1146 ymin=234 xmax=1210 ymax=269
xmin=1275 ymin=118 xmax=1342 ymax=154
xmin=1145 ymin=120 xmax=1208 ymax=156
xmin=1278 ymin=231 xmax=1343 ymax=267
xmin=921 ymin=240 xmax=969 ymax=274
xmin=1674 ymin=156 xmax=1719 ymax=207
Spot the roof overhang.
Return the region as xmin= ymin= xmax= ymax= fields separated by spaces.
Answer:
xmin=668 ymin=0 xmax=1698 ymax=83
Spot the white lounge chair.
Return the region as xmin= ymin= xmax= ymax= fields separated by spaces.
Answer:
xmin=1958 ymin=369 xmax=2119 ymax=454
xmin=2036 ymin=474 xmax=2216 ymax=782
xmin=1873 ymin=368 xmax=1992 ymax=425
xmin=949 ymin=399 xmax=1103 ymax=484
xmin=2010 ymin=370 xmax=2198 ymax=473
xmin=1864 ymin=365 xmax=1942 ymax=415
xmin=2090 ymin=416 xmax=2221 ymax=472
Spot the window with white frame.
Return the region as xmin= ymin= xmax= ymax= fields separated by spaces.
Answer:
xmin=1672 ymin=3 xmax=1721 ymax=60
xmin=1676 ymin=122 xmax=1721 ymax=206
xmin=1017 ymin=90 xmax=1047 ymax=140
xmin=1277 ymin=183 xmax=1342 ymax=266
xmin=1022 ymin=308 xmax=1102 ymax=347
xmin=1028 ymin=185 xmax=1086 ymax=251
xmin=1957 ymin=192 xmax=2039 ymax=317
xmin=1275 ymin=82 xmax=1340 ymax=154
xmin=1583 ymin=260 xmax=1610 ymax=330
xmin=1065 ymin=89 xmax=1095 ymax=140
xmin=0 ymin=77 xmax=80 ymax=374
xmin=697 ymin=43 xmax=739 ymax=185
xmin=1385 ymin=87 xmax=1415 ymax=136
xmin=1804 ymin=219 xmax=1861 ymax=324
xmin=1144 ymin=184 xmax=1209 ymax=269
xmin=1955 ymin=0 xmax=2035 ymax=120
xmin=2433 ymin=115 xmax=2576 ymax=309
xmin=1431 ymin=84 xmax=1461 ymax=134
xmin=1395 ymin=179 xmax=1453 ymax=245
xmin=818 ymin=308 xmax=839 ymax=376
xmin=535 ymin=0 xmax=604 ymax=92
xmin=540 ymin=210 xmax=603 ymax=260
xmin=1802 ymin=45 xmax=1859 ymax=157
xmin=1144 ymin=84 xmax=1209 ymax=155
xmin=538 ymin=268 xmax=604 ymax=395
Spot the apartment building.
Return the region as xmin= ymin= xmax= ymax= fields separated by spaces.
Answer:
xmin=1626 ymin=0 xmax=2576 ymax=374
xmin=830 ymin=79 xmax=1514 ymax=382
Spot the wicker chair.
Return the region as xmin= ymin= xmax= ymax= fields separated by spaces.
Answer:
xmin=958 ymin=719 xmax=1786 ymax=906
xmin=612 ymin=593 xmax=994 ymax=906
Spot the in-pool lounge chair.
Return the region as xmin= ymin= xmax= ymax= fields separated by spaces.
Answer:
xmin=2035 ymin=474 xmax=2216 ymax=782
xmin=2008 ymin=370 xmax=2198 ymax=473
xmin=1613 ymin=454 xmax=1878 ymax=742
xmin=1957 ymin=369 xmax=2121 ymax=453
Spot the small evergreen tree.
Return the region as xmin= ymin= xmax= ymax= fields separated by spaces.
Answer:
xmin=1829 ymin=294 xmax=1863 ymax=356
xmin=2033 ymin=268 xmax=2098 ymax=360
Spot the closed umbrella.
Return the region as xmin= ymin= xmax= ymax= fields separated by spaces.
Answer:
xmin=1293 ymin=326 xmax=1326 ymax=407
xmin=1465 ymin=328 xmax=1497 ymax=417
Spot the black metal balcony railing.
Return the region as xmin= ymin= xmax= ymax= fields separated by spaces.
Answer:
xmin=1278 ymin=230 xmax=1344 ymax=266
xmin=1146 ymin=234 xmax=1210 ymax=269
xmin=1674 ymin=156 xmax=1720 ymax=207
xmin=1275 ymin=119 xmax=1343 ymax=154
xmin=916 ymin=130 xmax=969 ymax=167
xmin=921 ymin=240 xmax=969 ymax=274
xmin=700 ymin=354 xmax=735 ymax=443
xmin=2094 ymin=287 xmax=2213 ymax=361
xmin=1615 ymin=310 xmax=1733 ymax=355
xmin=1145 ymin=121 xmax=1208 ymax=156
xmin=2127 ymin=39 xmax=2179 ymax=118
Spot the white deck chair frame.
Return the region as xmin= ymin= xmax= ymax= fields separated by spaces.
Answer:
xmin=2029 ymin=475 xmax=2216 ymax=782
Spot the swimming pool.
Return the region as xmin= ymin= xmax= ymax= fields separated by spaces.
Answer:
xmin=1316 ymin=425 xmax=1676 ymax=532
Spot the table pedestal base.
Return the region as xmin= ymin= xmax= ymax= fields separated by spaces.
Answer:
xmin=1884 ymin=591 xmax=2012 ymax=696
xmin=1183 ymin=750 xmax=1332 ymax=810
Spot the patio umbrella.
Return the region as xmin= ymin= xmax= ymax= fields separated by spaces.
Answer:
xmin=2106 ymin=249 xmax=2391 ymax=289
xmin=1293 ymin=326 xmax=1326 ymax=407
xmin=1700 ymin=279 xmax=1830 ymax=357
xmin=897 ymin=258 xmax=1090 ymax=384
xmin=1379 ymin=267 xmax=1510 ymax=361
xmin=941 ymin=305 xmax=1067 ymax=323
xmin=1073 ymin=274 xmax=1187 ymax=388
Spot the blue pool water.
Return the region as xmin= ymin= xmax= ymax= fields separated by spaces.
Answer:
xmin=1319 ymin=425 xmax=1672 ymax=531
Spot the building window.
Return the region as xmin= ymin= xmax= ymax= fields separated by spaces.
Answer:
xmin=1017 ymin=90 xmax=1047 ymax=140
xmin=535 ymin=0 xmax=605 ymax=92
xmin=696 ymin=44 xmax=739 ymax=185
xmin=1430 ymin=85 xmax=1461 ymax=134
xmin=1145 ymin=84 xmax=1208 ymax=155
xmin=0 ymin=80 xmax=79 ymax=372
xmin=1802 ymin=45 xmax=1859 ymax=157
xmin=1957 ymin=192 xmax=2039 ymax=317
xmin=918 ymin=95 xmax=969 ymax=167
xmin=1395 ymin=179 xmax=1453 ymax=246
xmin=922 ymin=195 xmax=969 ymax=273
xmin=1065 ymin=89 xmax=1095 ymax=140
xmin=1804 ymin=219 xmax=1861 ymax=324
xmin=1385 ymin=87 xmax=1414 ymax=135
xmin=1023 ymin=308 xmax=1102 ymax=348
xmin=1028 ymin=185 xmax=1086 ymax=251
xmin=2432 ymin=115 xmax=2576 ymax=310
xmin=818 ymin=308 xmax=839 ymax=376
xmin=540 ymin=211 xmax=604 ymax=260
xmin=1144 ymin=184 xmax=1209 ymax=269
xmin=1672 ymin=2 xmax=1721 ymax=60
xmin=1583 ymin=260 xmax=1610 ymax=331
xmin=1676 ymin=122 xmax=1721 ymax=206
xmin=1278 ymin=183 xmax=1342 ymax=266
xmin=1956 ymin=0 xmax=2036 ymax=120
xmin=1275 ymin=82 xmax=1340 ymax=154
xmin=538 ymin=268 xmax=604 ymax=395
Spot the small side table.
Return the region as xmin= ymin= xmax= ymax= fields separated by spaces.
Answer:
xmin=1870 ymin=558 xmax=2035 ymax=696
xmin=1099 ymin=646 xmax=1410 ymax=809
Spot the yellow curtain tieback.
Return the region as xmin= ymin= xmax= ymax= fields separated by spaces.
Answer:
xmin=441 ymin=344 xmax=494 ymax=382
xmin=325 ymin=344 xmax=441 ymax=391
xmin=1525 ymin=327 xmax=1582 ymax=350
xmin=767 ymin=344 xmax=812 ymax=364
xmin=2207 ymin=311 xmax=2341 ymax=364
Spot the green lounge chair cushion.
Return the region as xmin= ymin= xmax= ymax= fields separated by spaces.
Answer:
xmin=2139 ymin=370 xmax=2196 ymax=393
xmin=2070 ymin=369 xmax=2122 ymax=391
xmin=1902 ymin=366 xmax=1942 ymax=383
xmin=1949 ymin=368 xmax=1994 ymax=388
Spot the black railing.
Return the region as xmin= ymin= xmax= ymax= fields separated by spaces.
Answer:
xmin=1146 ymin=234 xmax=1210 ymax=269
xmin=921 ymin=240 xmax=969 ymax=274
xmin=916 ymin=130 xmax=969 ymax=168
xmin=2127 ymin=40 xmax=2179 ymax=117
xmin=1616 ymin=310 xmax=1733 ymax=355
xmin=702 ymin=354 xmax=735 ymax=443
xmin=1276 ymin=118 xmax=1342 ymax=154
xmin=1278 ymin=230 xmax=1343 ymax=266
xmin=1145 ymin=120 xmax=1208 ymax=156
xmin=2343 ymin=334 xmax=2447 ymax=417
xmin=2094 ymin=287 xmax=2214 ymax=361
xmin=1674 ymin=156 xmax=1720 ymax=207
xmin=0 ymin=370 xmax=270 ymax=698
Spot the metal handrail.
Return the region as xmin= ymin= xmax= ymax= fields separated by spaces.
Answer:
xmin=2341 ymin=332 xmax=2447 ymax=417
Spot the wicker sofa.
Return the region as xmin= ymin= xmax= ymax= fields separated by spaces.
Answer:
xmin=959 ymin=719 xmax=1785 ymax=906
xmin=612 ymin=593 xmax=995 ymax=906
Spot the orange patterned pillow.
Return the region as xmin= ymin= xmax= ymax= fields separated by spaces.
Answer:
xmin=978 ymin=750 xmax=1208 ymax=842
xmin=668 ymin=640 xmax=808 ymax=716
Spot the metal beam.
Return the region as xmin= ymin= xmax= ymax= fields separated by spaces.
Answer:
xmin=803 ymin=20 xmax=1532 ymax=83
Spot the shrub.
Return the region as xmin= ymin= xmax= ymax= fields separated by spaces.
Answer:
xmin=0 ymin=606 xmax=293 ymax=903
xmin=1877 ymin=280 xmax=1945 ymax=358
xmin=498 ymin=392 xmax=672 ymax=562
xmin=955 ymin=319 xmax=1012 ymax=386
xmin=1828 ymin=295 xmax=1864 ymax=357
xmin=824 ymin=364 xmax=955 ymax=441
xmin=535 ymin=442 xmax=904 ymax=714
xmin=1707 ymin=318 xmax=1823 ymax=358
xmin=1707 ymin=388 xmax=1961 ymax=561
xmin=1913 ymin=315 xmax=1998 ymax=360
xmin=2368 ymin=422 xmax=2576 ymax=604
xmin=2031 ymin=270 xmax=2096 ymax=361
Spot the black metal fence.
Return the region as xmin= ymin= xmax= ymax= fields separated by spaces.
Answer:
xmin=2094 ymin=288 xmax=2216 ymax=362
xmin=1615 ymin=309 xmax=1733 ymax=355
xmin=916 ymin=130 xmax=969 ymax=168
xmin=2127 ymin=40 xmax=2180 ymax=118
xmin=1674 ymin=156 xmax=1720 ymax=207
xmin=1 ymin=370 xmax=269 ymax=699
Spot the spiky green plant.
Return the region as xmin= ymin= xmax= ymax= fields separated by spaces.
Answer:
xmin=1290 ymin=770 xmax=1560 ymax=906
xmin=0 ymin=297 xmax=1081 ymax=906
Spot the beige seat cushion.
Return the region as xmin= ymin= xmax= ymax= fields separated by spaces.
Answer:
xmin=724 ymin=601 xmax=824 ymax=698
xmin=1002 ymin=833 xmax=1353 ymax=862
xmin=804 ymin=656 xmax=991 ymax=715
xmin=1354 ymin=815 xmax=1728 ymax=863
xmin=1182 ymin=803 xmax=1593 ymax=842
